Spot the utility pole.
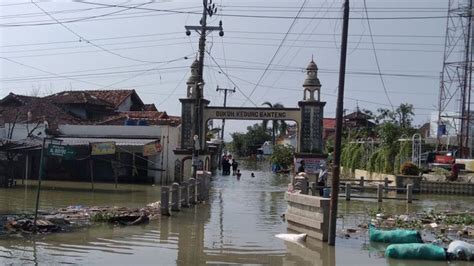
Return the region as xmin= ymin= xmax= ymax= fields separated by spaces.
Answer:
xmin=329 ymin=0 xmax=349 ymax=246
xmin=216 ymin=86 xmax=235 ymax=140
xmin=185 ymin=0 xmax=223 ymax=177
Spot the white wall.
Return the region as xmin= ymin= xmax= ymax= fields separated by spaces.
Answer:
xmin=117 ymin=96 xmax=132 ymax=112
xmin=59 ymin=124 xmax=162 ymax=138
xmin=4 ymin=123 xmax=46 ymax=140
xmin=59 ymin=123 xmax=180 ymax=185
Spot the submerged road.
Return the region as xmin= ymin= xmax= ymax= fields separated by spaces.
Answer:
xmin=0 ymin=161 xmax=473 ymax=265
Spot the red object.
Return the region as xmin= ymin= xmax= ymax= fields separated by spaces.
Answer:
xmin=434 ymin=154 xmax=455 ymax=164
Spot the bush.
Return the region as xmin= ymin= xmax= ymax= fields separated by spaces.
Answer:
xmin=400 ymin=161 xmax=419 ymax=176
xmin=270 ymin=144 xmax=294 ymax=168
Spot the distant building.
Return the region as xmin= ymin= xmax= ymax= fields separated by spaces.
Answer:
xmin=0 ymin=90 xmax=181 ymax=185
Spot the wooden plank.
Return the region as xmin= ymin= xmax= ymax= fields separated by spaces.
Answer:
xmin=286 ymin=213 xmax=324 ymax=230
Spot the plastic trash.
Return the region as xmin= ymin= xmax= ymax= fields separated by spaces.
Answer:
xmin=385 ymin=243 xmax=446 ymax=261
xmin=369 ymin=224 xmax=423 ymax=243
xmin=275 ymin=233 xmax=307 ymax=243
xmin=447 ymin=240 xmax=474 ymax=261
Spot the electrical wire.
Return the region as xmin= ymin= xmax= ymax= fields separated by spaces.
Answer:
xmin=363 ymin=0 xmax=394 ymax=110
xmin=30 ymin=0 xmax=171 ymax=64
xmin=206 ymin=52 xmax=257 ymax=107
xmin=242 ymin=0 xmax=308 ymax=106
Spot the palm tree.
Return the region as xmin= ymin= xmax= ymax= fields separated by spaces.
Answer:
xmin=262 ymin=101 xmax=287 ymax=145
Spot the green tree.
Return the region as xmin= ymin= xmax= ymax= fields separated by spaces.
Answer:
xmin=270 ymin=144 xmax=294 ymax=168
xmin=230 ymin=123 xmax=271 ymax=156
xmin=262 ymin=102 xmax=288 ymax=145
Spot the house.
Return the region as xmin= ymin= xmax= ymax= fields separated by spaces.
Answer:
xmin=276 ymin=119 xmax=336 ymax=151
xmin=0 ymin=90 xmax=181 ymax=185
xmin=344 ymin=109 xmax=376 ymax=129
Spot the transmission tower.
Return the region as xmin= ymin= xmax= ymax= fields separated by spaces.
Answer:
xmin=438 ymin=0 xmax=473 ymax=157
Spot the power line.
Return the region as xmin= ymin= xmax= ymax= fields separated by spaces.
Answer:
xmin=242 ymin=0 xmax=308 ymax=106
xmin=30 ymin=0 xmax=170 ymax=64
xmin=363 ymin=0 xmax=394 ymax=110
xmin=0 ymin=56 xmax=104 ymax=87
xmin=206 ymin=51 xmax=257 ymax=107
xmin=0 ymin=30 xmax=445 ymax=50
xmin=71 ymin=1 xmax=451 ymax=21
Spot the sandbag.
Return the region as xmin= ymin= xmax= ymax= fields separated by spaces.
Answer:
xmin=385 ymin=243 xmax=446 ymax=261
xmin=447 ymin=240 xmax=474 ymax=261
xmin=369 ymin=224 xmax=423 ymax=243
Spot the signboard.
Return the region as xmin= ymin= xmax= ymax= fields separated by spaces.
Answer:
xmin=294 ymin=157 xmax=326 ymax=174
xmin=204 ymin=107 xmax=300 ymax=121
xmin=47 ymin=144 xmax=75 ymax=159
xmin=91 ymin=142 xmax=116 ymax=155
xmin=143 ymin=140 xmax=162 ymax=156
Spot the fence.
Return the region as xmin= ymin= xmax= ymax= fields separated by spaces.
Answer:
xmin=294 ymin=176 xmax=416 ymax=203
xmin=420 ymin=181 xmax=474 ymax=195
xmin=160 ymin=172 xmax=211 ymax=216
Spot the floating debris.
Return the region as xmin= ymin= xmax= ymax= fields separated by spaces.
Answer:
xmin=1 ymin=201 xmax=161 ymax=235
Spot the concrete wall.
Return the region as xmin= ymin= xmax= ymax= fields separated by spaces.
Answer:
xmin=341 ymin=167 xmax=396 ymax=184
xmin=285 ymin=192 xmax=330 ymax=241
xmin=5 ymin=123 xmax=46 ymax=140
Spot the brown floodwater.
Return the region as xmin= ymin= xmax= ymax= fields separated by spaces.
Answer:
xmin=0 ymin=161 xmax=473 ymax=265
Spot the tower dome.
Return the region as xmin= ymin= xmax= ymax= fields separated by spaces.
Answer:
xmin=303 ymin=60 xmax=321 ymax=88
xmin=302 ymin=59 xmax=322 ymax=101
xmin=187 ymin=59 xmax=200 ymax=85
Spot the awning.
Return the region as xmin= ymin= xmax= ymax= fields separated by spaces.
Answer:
xmin=57 ymin=137 xmax=159 ymax=147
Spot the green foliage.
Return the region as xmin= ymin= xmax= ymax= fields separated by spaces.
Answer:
xmin=341 ymin=143 xmax=366 ymax=171
xmin=230 ymin=123 xmax=271 ymax=156
xmin=431 ymin=167 xmax=450 ymax=176
xmin=90 ymin=212 xmax=115 ymax=222
xmin=270 ymin=144 xmax=294 ymax=168
xmin=400 ymin=161 xmax=419 ymax=176
xmin=394 ymin=141 xmax=411 ymax=174
xmin=367 ymin=146 xmax=395 ymax=174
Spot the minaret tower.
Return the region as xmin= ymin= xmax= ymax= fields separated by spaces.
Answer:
xmin=298 ymin=59 xmax=326 ymax=153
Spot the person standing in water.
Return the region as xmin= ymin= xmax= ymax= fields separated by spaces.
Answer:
xmin=232 ymin=159 xmax=239 ymax=174
xmin=298 ymin=160 xmax=305 ymax=173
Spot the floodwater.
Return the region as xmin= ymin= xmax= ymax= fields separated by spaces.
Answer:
xmin=0 ymin=161 xmax=473 ymax=265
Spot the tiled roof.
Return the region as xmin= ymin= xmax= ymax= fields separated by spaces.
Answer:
xmin=97 ymin=111 xmax=180 ymax=126
xmin=84 ymin=89 xmax=137 ymax=108
xmin=46 ymin=91 xmax=114 ymax=106
xmin=0 ymin=94 xmax=84 ymax=125
xmin=323 ymin=118 xmax=336 ymax=129
xmin=344 ymin=111 xmax=371 ymax=120
xmin=144 ymin=104 xmax=158 ymax=111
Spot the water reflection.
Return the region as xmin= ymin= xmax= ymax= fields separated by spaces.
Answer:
xmin=0 ymin=161 xmax=473 ymax=265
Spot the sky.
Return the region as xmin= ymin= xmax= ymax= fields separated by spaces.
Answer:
xmin=0 ymin=0 xmax=457 ymax=140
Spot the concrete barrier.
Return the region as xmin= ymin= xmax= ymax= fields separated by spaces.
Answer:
xmin=171 ymin=183 xmax=180 ymax=212
xmin=285 ymin=192 xmax=330 ymax=242
xmin=181 ymin=181 xmax=190 ymax=208
xmin=189 ymin=178 xmax=197 ymax=204
xmin=160 ymin=186 xmax=170 ymax=216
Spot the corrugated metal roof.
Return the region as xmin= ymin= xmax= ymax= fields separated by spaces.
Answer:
xmin=58 ymin=137 xmax=158 ymax=146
